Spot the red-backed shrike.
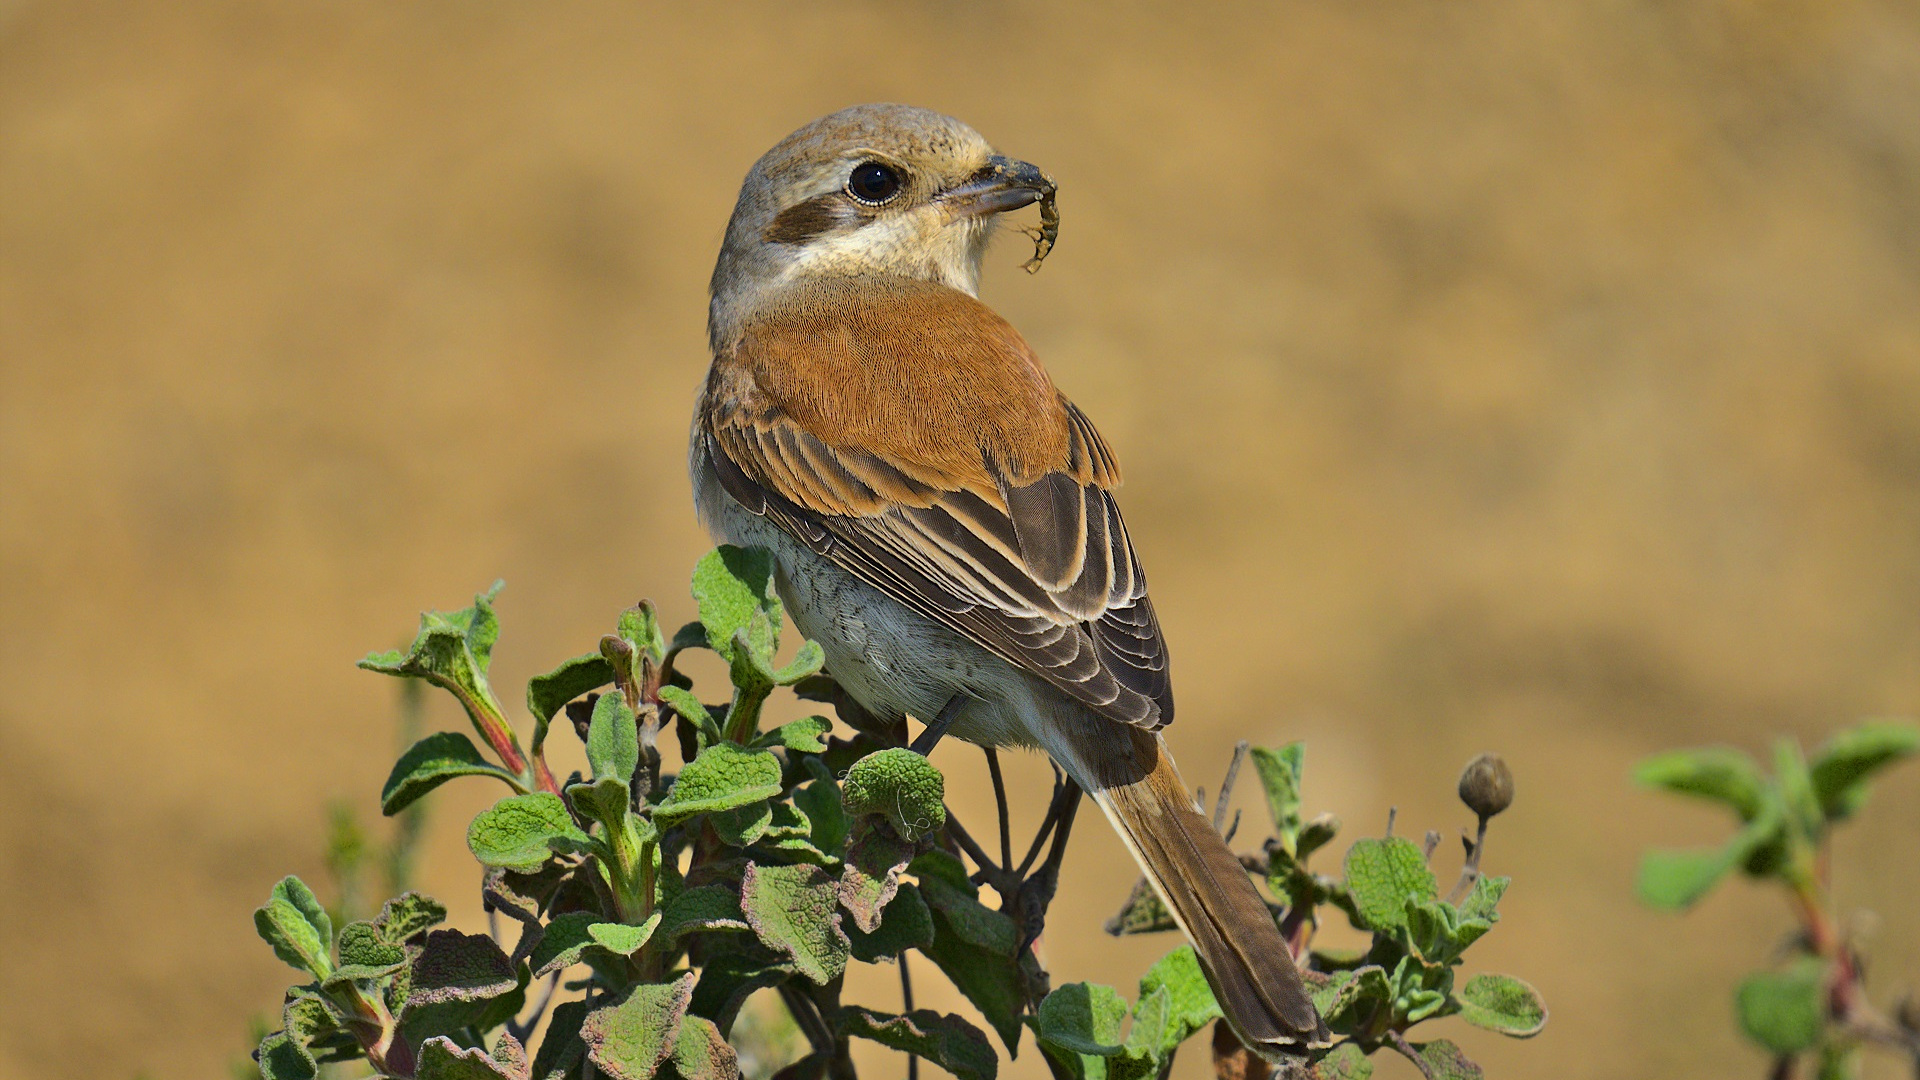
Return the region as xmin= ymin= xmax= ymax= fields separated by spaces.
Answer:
xmin=691 ymin=104 xmax=1328 ymax=1055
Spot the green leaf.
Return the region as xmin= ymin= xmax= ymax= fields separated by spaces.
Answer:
xmin=383 ymin=732 xmax=524 ymax=816
xmin=839 ymin=825 xmax=916 ymax=934
xmin=415 ymin=1035 xmax=529 ymax=1080
xmin=669 ymin=1015 xmax=738 ymax=1080
xmin=1736 ymin=958 xmax=1826 ymax=1055
xmin=358 ymin=585 xmax=514 ymax=750
xmin=1809 ymin=722 xmax=1920 ymax=821
xmin=1457 ymin=875 xmax=1509 ymax=922
xmin=1775 ymin=739 xmax=1826 ymax=839
xmin=841 ymin=748 xmax=946 ymax=842
xmin=1121 ymin=984 xmax=1172 ymax=1061
xmin=769 ymin=640 xmax=826 ymax=686
xmin=919 ymin=894 xmax=1025 ymax=1053
xmin=1137 ymin=946 xmax=1221 ymax=1050
xmin=530 ymin=912 xmax=602 ymax=978
xmin=1249 ymin=744 xmax=1305 ymax=849
xmin=256 ymin=1033 xmax=318 ymax=1080
xmin=658 ymin=686 xmax=723 ymax=747
xmin=1314 ymin=1043 xmax=1373 ymax=1080
xmin=587 ymin=690 xmax=640 ymax=783
xmin=741 ymin=861 xmax=849 ymax=985
xmin=692 ymin=546 xmax=782 ymax=660
xmin=754 ymin=715 xmax=834 ymax=753
xmin=568 ymin=776 xmax=633 ymax=832
xmin=1408 ymin=899 xmax=1492 ymax=965
xmin=655 ymin=885 xmax=750 ymax=948
xmin=710 ymin=800 xmax=774 ymax=847
xmin=589 ymin=916 xmax=662 ymax=957
xmin=1104 ymin=878 xmax=1176 ymax=936
xmin=653 ymin=744 xmax=784 ymax=825
xmin=375 ymin=892 xmax=449 ymax=943
xmin=794 ymin=776 xmax=849 ymax=857
xmin=406 ymin=929 xmax=518 ymax=1007
xmin=1034 ymin=982 xmax=1128 ymax=1056
xmin=533 ymin=999 xmax=589 ymax=1080
xmin=1342 ymin=837 xmax=1437 ymax=932
xmin=617 ymin=602 xmax=669 ymax=661
xmin=527 ymin=652 xmax=615 ymax=739
xmin=1634 ymin=746 xmax=1767 ymax=821
xmin=839 ymin=1006 xmax=998 ymax=1080
xmin=1409 ymin=1040 xmax=1483 ymax=1080
xmin=582 ymin=973 xmax=697 ymax=1080
xmin=467 ymin=793 xmax=593 ymax=874
xmin=1457 ymin=973 xmax=1548 ymax=1037
xmin=1311 ymin=966 xmax=1391 ymax=1030
xmin=690 ymin=955 xmax=795 ymax=1036
xmin=845 ymin=884 xmax=935 ymax=963
xmin=332 ymin=920 xmax=408 ymax=980
xmin=254 ymin=876 xmax=333 ymax=978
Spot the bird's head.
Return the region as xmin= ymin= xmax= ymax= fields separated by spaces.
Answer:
xmin=709 ymin=104 xmax=1054 ymax=346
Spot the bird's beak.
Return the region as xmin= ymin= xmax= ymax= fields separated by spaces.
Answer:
xmin=942 ymin=155 xmax=1056 ymax=219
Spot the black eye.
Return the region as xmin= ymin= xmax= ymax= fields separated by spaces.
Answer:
xmin=847 ymin=161 xmax=903 ymax=204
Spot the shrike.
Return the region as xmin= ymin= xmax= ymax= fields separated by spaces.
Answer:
xmin=691 ymin=103 xmax=1328 ymax=1055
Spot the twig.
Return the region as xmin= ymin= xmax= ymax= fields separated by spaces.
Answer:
xmin=1445 ymin=816 xmax=1491 ymax=904
xmin=1388 ymin=1031 xmax=1434 ymax=1079
xmin=1214 ymin=741 xmax=1249 ymax=831
xmin=1384 ymin=806 xmax=1397 ymax=838
xmin=779 ymin=982 xmax=835 ymax=1056
xmin=1421 ymin=831 xmax=1440 ymax=861
xmin=1016 ymin=766 xmax=1072 ymax=877
xmin=901 ymin=954 xmax=919 ymax=1080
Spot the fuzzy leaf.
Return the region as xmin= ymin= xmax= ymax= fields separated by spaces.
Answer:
xmin=794 ymin=777 xmax=849 ymax=857
xmin=658 ymin=685 xmax=723 ymax=747
xmin=670 ymin=1015 xmax=739 ymax=1080
xmin=532 ymin=999 xmax=589 ymax=1080
xmin=839 ymin=825 xmax=916 ymax=933
xmin=527 ymin=652 xmax=615 ymax=749
xmin=587 ymin=691 xmax=640 ymax=783
xmin=710 ymin=800 xmax=775 ymax=847
xmin=1737 ymin=959 xmax=1826 ymax=1055
xmin=374 ymin=892 xmax=448 ymax=944
xmin=1457 ymin=875 xmax=1509 ymax=923
xmin=256 ymin=1033 xmax=319 ymax=1080
xmin=1457 ymin=973 xmax=1548 ymax=1037
xmin=692 ymin=546 xmax=781 ymax=660
xmin=589 ymin=916 xmax=662 ymax=957
xmin=839 ymin=1006 xmax=998 ymax=1080
xmin=755 ymin=715 xmax=834 ymax=753
xmin=1342 ymin=837 xmax=1437 ymax=932
xmin=383 ymin=732 xmax=523 ymax=816
xmin=358 ymin=584 xmax=508 ymax=729
xmin=741 ymin=862 xmax=849 ymax=985
xmin=583 ymin=973 xmax=697 ymax=1080
xmin=845 ymin=884 xmax=935 ymax=963
xmin=1409 ymin=1040 xmax=1482 ymax=1080
xmin=1138 ymin=946 xmax=1222 ymax=1049
xmin=1314 ymin=1043 xmax=1373 ymax=1079
xmin=1311 ymin=966 xmax=1391 ymax=1029
xmin=1104 ymin=877 xmax=1176 ymax=936
xmin=920 ymin=904 xmax=1024 ymax=1053
xmin=1634 ymin=747 xmax=1767 ymax=821
xmin=416 ymin=1035 xmax=530 ymax=1080
xmin=407 ymin=929 xmax=518 ymax=1006
xmin=1034 ymin=982 xmax=1128 ymax=1056
xmin=690 ymin=955 xmax=795 ymax=1036
xmin=657 ymin=885 xmax=751 ymax=948
xmin=254 ymin=876 xmax=333 ymax=978
xmin=530 ymin=912 xmax=602 ymax=978
xmin=842 ymin=748 xmax=946 ymax=842
xmin=1249 ymin=743 xmax=1306 ymax=848
xmin=1809 ymin=722 xmax=1920 ymax=821
xmin=468 ymin=793 xmax=593 ymax=873
xmin=653 ymin=744 xmax=784 ymax=825
xmin=332 ymin=920 xmax=408 ymax=980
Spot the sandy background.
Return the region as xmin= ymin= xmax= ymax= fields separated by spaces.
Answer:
xmin=4 ymin=1 xmax=1920 ymax=1077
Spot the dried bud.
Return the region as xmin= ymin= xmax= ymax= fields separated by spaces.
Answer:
xmin=1458 ymin=752 xmax=1515 ymax=820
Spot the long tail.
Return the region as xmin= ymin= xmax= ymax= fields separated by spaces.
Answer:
xmin=1042 ymin=719 xmax=1330 ymax=1056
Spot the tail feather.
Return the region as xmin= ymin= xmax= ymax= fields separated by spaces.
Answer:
xmin=1045 ymin=722 xmax=1330 ymax=1055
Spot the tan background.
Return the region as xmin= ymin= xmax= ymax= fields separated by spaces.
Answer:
xmin=4 ymin=1 xmax=1920 ymax=1077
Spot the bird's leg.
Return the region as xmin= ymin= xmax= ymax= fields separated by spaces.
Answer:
xmin=1014 ymin=772 xmax=1084 ymax=954
xmin=909 ymin=693 xmax=970 ymax=756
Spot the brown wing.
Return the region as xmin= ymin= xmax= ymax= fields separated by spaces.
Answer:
xmin=701 ymin=279 xmax=1173 ymax=729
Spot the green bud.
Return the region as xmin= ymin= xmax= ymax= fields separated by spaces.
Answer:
xmin=1459 ymin=752 xmax=1515 ymax=820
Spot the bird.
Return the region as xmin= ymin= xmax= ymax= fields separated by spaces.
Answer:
xmin=690 ymin=103 xmax=1329 ymax=1057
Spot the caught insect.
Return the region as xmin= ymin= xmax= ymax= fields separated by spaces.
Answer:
xmin=1021 ymin=185 xmax=1059 ymax=273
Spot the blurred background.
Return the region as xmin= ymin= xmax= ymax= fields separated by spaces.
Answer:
xmin=3 ymin=1 xmax=1919 ymax=1077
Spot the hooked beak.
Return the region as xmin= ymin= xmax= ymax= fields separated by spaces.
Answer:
xmin=942 ymin=154 xmax=1056 ymax=218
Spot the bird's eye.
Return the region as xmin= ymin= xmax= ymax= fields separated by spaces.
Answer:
xmin=846 ymin=161 xmax=903 ymax=205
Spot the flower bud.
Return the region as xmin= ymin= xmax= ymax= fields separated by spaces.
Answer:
xmin=1458 ymin=752 xmax=1515 ymax=820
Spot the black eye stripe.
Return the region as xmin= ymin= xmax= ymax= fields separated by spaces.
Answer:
xmin=847 ymin=161 xmax=903 ymax=205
